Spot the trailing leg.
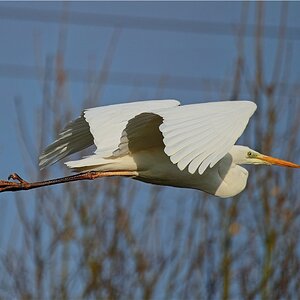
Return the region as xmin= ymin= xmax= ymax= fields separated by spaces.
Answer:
xmin=0 ymin=171 xmax=138 ymax=193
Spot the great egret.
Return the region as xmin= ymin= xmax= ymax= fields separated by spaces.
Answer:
xmin=0 ymin=100 xmax=299 ymax=197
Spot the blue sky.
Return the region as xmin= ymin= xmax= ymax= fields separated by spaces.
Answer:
xmin=0 ymin=2 xmax=300 ymax=296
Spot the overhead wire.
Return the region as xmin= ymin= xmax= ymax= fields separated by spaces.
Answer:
xmin=0 ymin=5 xmax=299 ymax=40
xmin=0 ymin=63 xmax=299 ymax=96
xmin=0 ymin=5 xmax=299 ymax=95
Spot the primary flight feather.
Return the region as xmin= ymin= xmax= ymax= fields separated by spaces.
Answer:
xmin=35 ymin=99 xmax=300 ymax=198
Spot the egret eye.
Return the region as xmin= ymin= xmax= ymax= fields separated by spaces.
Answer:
xmin=247 ymin=151 xmax=252 ymax=157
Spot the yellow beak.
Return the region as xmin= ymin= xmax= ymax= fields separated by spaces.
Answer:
xmin=259 ymin=154 xmax=300 ymax=168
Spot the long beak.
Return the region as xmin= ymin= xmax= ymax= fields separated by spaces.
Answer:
xmin=259 ymin=154 xmax=300 ymax=168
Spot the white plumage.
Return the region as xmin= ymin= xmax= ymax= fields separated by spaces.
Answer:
xmin=38 ymin=99 xmax=299 ymax=198
xmin=160 ymin=101 xmax=256 ymax=174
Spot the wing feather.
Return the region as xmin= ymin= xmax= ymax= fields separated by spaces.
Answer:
xmin=39 ymin=114 xmax=94 ymax=168
xmin=84 ymin=100 xmax=180 ymax=157
xmin=159 ymin=101 xmax=257 ymax=174
xmin=191 ymin=120 xmax=238 ymax=174
xmin=40 ymin=100 xmax=180 ymax=169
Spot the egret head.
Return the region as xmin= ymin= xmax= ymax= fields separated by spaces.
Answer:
xmin=231 ymin=145 xmax=300 ymax=168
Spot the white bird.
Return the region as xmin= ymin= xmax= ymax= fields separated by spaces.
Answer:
xmin=1 ymin=100 xmax=299 ymax=197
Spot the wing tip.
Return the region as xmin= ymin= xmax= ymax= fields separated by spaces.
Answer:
xmin=236 ymin=100 xmax=257 ymax=114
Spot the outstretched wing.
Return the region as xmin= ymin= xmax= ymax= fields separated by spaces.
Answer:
xmin=111 ymin=100 xmax=256 ymax=175
xmin=40 ymin=99 xmax=256 ymax=175
xmin=39 ymin=99 xmax=180 ymax=168
xmin=159 ymin=101 xmax=257 ymax=174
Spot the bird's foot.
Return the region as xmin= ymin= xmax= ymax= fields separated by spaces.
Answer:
xmin=0 ymin=173 xmax=30 ymax=192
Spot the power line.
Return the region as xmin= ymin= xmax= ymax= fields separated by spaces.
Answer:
xmin=0 ymin=63 xmax=299 ymax=95
xmin=0 ymin=63 xmax=223 ymax=91
xmin=0 ymin=5 xmax=299 ymax=40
